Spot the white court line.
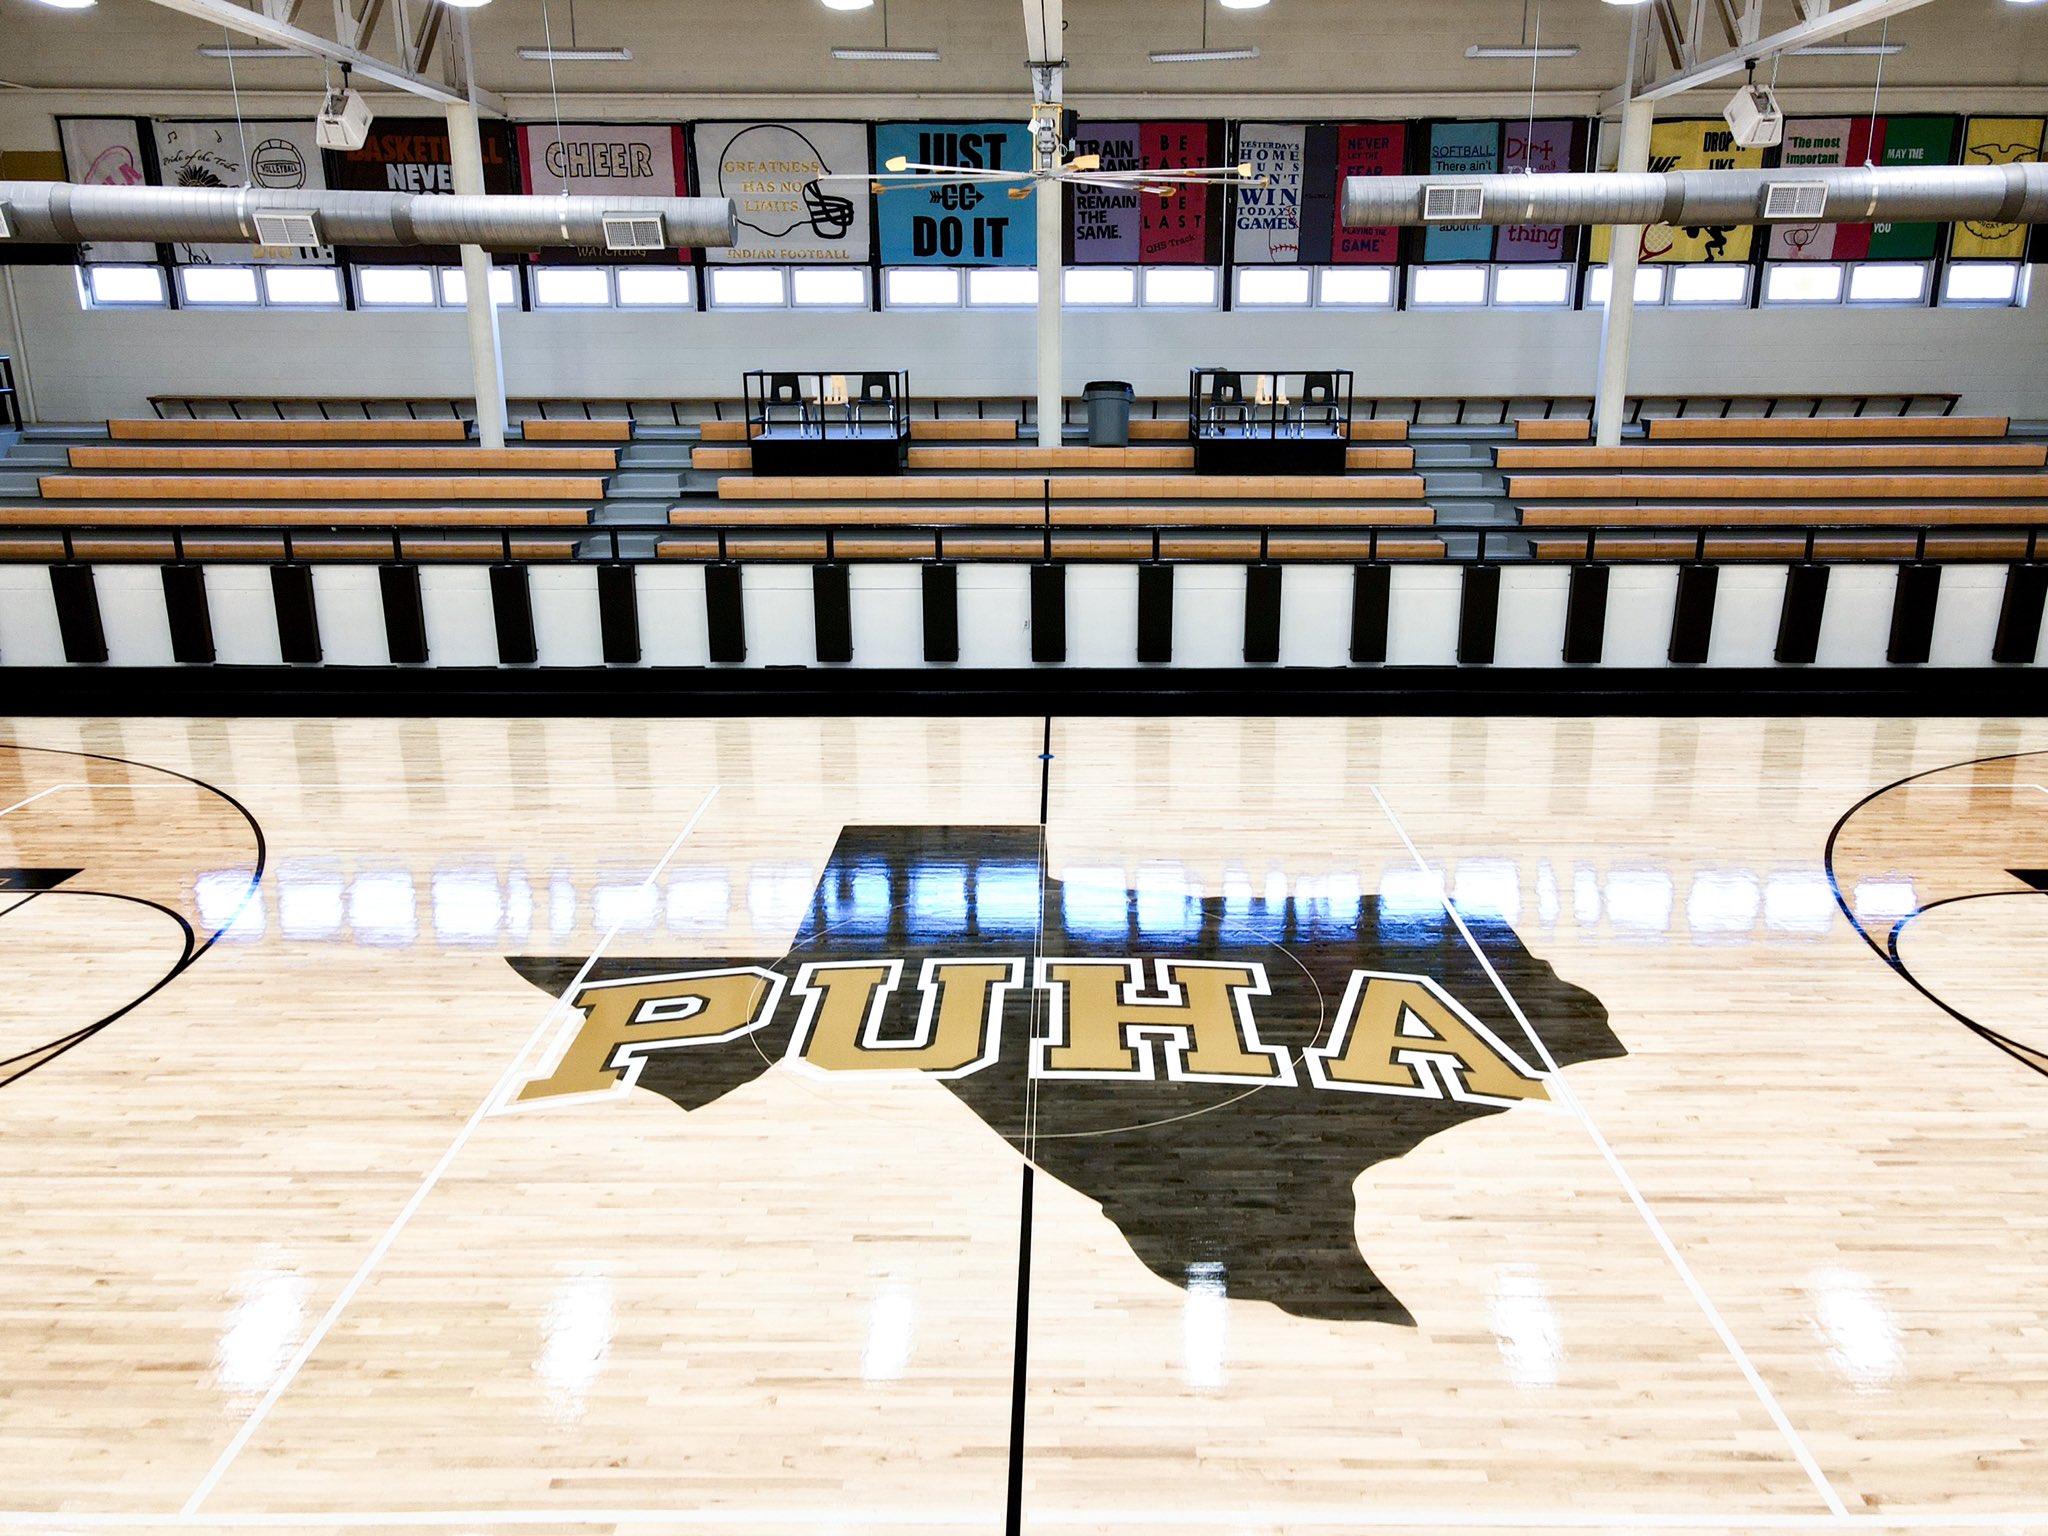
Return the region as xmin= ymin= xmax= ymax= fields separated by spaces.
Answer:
xmin=3 ymin=1508 xmax=2048 ymax=1530
xmin=177 ymin=786 xmax=722 ymax=1519
xmin=0 ymin=782 xmax=70 ymax=819
xmin=1370 ymin=784 xmax=1850 ymax=1521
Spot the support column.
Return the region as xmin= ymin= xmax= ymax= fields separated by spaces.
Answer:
xmin=445 ymin=98 xmax=507 ymax=449
xmin=1593 ymin=97 xmax=1654 ymax=448
xmin=1 ymin=267 xmax=37 ymax=425
xmin=1036 ymin=175 xmax=1064 ymax=451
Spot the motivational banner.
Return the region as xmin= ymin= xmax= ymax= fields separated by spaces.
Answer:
xmin=1496 ymin=118 xmax=1578 ymax=262
xmin=152 ymin=119 xmax=331 ymax=265
xmin=1330 ymin=123 xmax=1407 ymax=264
xmin=519 ymin=123 xmax=689 ymax=263
xmin=1070 ymin=120 xmax=1215 ymax=264
xmin=1591 ymin=119 xmax=1765 ymax=263
xmin=1951 ymin=115 xmax=2045 ymax=259
xmin=692 ymin=121 xmax=871 ymax=264
xmin=874 ymin=122 xmax=1035 ymax=265
xmin=1767 ymin=115 xmax=1952 ymax=261
xmin=1231 ymin=123 xmax=1308 ymax=263
xmin=1421 ymin=120 xmax=1498 ymax=262
xmin=324 ymin=117 xmax=519 ymax=264
xmin=58 ymin=117 xmax=155 ymax=263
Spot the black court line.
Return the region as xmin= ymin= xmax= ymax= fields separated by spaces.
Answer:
xmin=1006 ymin=714 xmax=1054 ymax=1536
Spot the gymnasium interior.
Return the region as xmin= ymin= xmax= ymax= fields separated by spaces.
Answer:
xmin=1 ymin=0 xmax=2045 ymax=1530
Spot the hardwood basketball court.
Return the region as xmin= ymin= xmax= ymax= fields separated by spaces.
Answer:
xmin=2 ymin=712 xmax=2043 ymax=1533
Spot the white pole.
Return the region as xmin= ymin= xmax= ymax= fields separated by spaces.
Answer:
xmin=1 ymin=267 xmax=37 ymax=425
xmin=1593 ymin=97 xmax=1655 ymax=448
xmin=444 ymin=28 xmax=506 ymax=450
xmin=1036 ymin=176 xmax=1064 ymax=451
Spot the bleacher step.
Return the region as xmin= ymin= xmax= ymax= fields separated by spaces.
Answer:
xmin=1 ymin=445 xmax=70 ymax=467
xmin=23 ymin=423 xmax=109 ymax=442
xmin=1432 ymin=499 xmax=1517 ymax=524
xmin=0 ymin=474 xmax=42 ymax=497
xmin=608 ymin=469 xmax=685 ymax=495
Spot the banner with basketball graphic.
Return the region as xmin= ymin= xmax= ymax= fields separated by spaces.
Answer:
xmin=152 ymin=120 xmax=332 ymax=265
xmin=1590 ymin=119 xmax=1765 ymax=264
xmin=57 ymin=117 xmax=156 ymax=263
xmin=1070 ymin=120 xmax=1217 ymax=265
xmin=691 ymin=121 xmax=871 ymax=264
xmin=1766 ymin=115 xmax=1953 ymax=261
xmin=519 ymin=123 xmax=689 ymax=263
xmin=1950 ymin=115 xmax=2045 ymax=259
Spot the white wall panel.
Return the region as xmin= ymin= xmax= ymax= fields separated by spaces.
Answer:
xmin=203 ymin=565 xmax=284 ymax=666
xmin=1929 ymin=565 xmax=2005 ymax=668
xmin=418 ymin=566 xmax=499 ymax=667
xmin=1275 ymin=565 xmax=1354 ymax=668
xmin=1064 ymin=565 xmax=1139 ymax=668
xmin=847 ymin=564 xmax=925 ymax=669
xmin=957 ymin=565 xmax=1033 ymax=667
xmin=309 ymin=565 xmax=389 ymax=666
xmin=1813 ymin=565 xmax=1897 ymax=669
xmin=0 ymin=565 xmax=66 ymax=667
xmin=636 ymin=565 xmax=712 ymax=667
xmin=1600 ymin=566 xmax=1680 ymax=667
xmin=1385 ymin=566 xmax=1461 ymax=666
xmin=737 ymin=565 xmax=815 ymax=668
xmin=1495 ymin=567 xmax=1570 ymax=668
xmin=529 ymin=565 xmax=603 ymax=667
xmin=1704 ymin=566 xmax=1789 ymax=669
xmin=93 ymin=564 xmax=176 ymax=667
xmin=1170 ymin=563 xmax=1248 ymax=668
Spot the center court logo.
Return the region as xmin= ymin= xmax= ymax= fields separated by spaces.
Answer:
xmin=508 ymin=826 xmax=1625 ymax=1325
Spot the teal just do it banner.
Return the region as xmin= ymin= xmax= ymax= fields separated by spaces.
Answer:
xmin=874 ymin=121 xmax=1037 ymax=265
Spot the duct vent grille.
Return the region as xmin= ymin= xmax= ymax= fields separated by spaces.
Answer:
xmin=602 ymin=213 xmax=666 ymax=251
xmin=1762 ymin=181 xmax=1828 ymax=221
xmin=1422 ymin=184 xmax=1485 ymax=222
xmin=252 ymin=210 xmax=321 ymax=248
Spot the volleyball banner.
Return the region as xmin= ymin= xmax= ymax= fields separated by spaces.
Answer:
xmin=152 ymin=119 xmax=331 ymax=265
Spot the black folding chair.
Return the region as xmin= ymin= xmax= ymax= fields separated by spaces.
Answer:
xmin=1208 ymin=372 xmax=1249 ymax=435
xmin=765 ymin=372 xmax=811 ymax=435
xmin=852 ymin=373 xmax=896 ymax=436
xmin=1298 ymin=372 xmax=1342 ymax=436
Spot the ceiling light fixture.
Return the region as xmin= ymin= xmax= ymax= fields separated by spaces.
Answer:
xmin=1466 ymin=42 xmax=1580 ymax=57
xmin=1149 ymin=45 xmax=1259 ymax=61
xmin=26 ymin=0 xmax=97 ymax=9
xmin=821 ymin=0 xmax=875 ymax=8
xmin=197 ymin=43 xmax=297 ymax=56
xmin=517 ymin=44 xmax=632 ymax=59
xmin=832 ymin=46 xmax=941 ymax=59
xmin=1599 ymin=0 xmax=1652 ymax=7
xmin=437 ymin=0 xmax=492 ymax=9
xmin=1216 ymin=0 xmax=1271 ymax=8
xmin=1789 ymin=41 xmax=1905 ymax=53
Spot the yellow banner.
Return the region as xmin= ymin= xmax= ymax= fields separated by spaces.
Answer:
xmin=1951 ymin=116 xmax=2045 ymax=259
xmin=1591 ymin=119 xmax=1767 ymax=264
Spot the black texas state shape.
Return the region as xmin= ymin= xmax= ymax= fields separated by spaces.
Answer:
xmin=509 ymin=825 xmax=1624 ymax=1327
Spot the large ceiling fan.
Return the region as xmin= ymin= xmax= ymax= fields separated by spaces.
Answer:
xmin=820 ymin=0 xmax=1269 ymax=201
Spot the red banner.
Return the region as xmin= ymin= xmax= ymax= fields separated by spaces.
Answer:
xmin=1140 ymin=121 xmax=1212 ymax=264
xmin=1330 ymin=123 xmax=1405 ymax=263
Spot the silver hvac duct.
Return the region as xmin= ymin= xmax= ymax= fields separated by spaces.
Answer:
xmin=1341 ymin=163 xmax=2048 ymax=228
xmin=0 ymin=181 xmax=739 ymax=249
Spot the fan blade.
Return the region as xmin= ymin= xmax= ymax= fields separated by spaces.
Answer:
xmin=1068 ymin=153 xmax=1101 ymax=172
xmin=885 ymin=155 xmax=910 ymax=172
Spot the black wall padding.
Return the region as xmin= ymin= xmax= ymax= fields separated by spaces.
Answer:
xmin=596 ymin=562 xmax=641 ymax=665
xmin=1243 ymin=563 xmax=1283 ymax=664
xmin=1994 ymin=563 xmax=2048 ymax=664
xmin=1775 ymin=562 xmax=1830 ymax=665
xmin=1668 ymin=563 xmax=1719 ymax=664
xmin=1137 ymin=563 xmax=1174 ymax=664
xmin=1350 ymin=564 xmax=1390 ymax=664
xmin=812 ymin=562 xmax=853 ymax=664
xmin=1030 ymin=563 xmax=1067 ymax=663
xmin=705 ymin=562 xmax=747 ymax=663
xmin=1562 ymin=564 xmax=1609 ymax=664
xmin=1887 ymin=563 xmax=1941 ymax=665
xmin=270 ymin=563 xmax=321 ymax=665
xmin=48 ymin=563 xmax=107 ymax=664
xmin=379 ymin=563 xmax=428 ymax=665
xmin=1456 ymin=564 xmax=1500 ymax=666
xmin=490 ymin=563 xmax=537 ymax=665
xmin=922 ymin=562 xmax=960 ymax=663
xmin=160 ymin=562 xmax=215 ymax=664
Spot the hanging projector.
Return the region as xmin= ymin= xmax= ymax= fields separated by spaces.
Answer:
xmin=316 ymin=70 xmax=374 ymax=152
xmin=1723 ymin=79 xmax=1784 ymax=149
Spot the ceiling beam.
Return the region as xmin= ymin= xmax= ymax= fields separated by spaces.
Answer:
xmin=138 ymin=0 xmax=504 ymax=114
xmin=1604 ymin=0 xmax=1939 ymax=107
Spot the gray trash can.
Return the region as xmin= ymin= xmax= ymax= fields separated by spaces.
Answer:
xmin=1083 ymin=380 xmax=1135 ymax=447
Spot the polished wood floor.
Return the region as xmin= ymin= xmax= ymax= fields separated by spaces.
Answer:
xmin=1 ymin=714 xmax=2044 ymax=1536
